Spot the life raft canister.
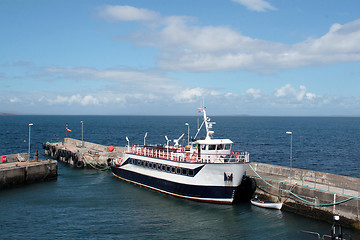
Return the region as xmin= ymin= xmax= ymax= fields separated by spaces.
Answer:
xmin=1 ymin=155 xmax=7 ymax=163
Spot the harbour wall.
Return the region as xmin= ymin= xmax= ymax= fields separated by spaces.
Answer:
xmin=248 ymin=162 xmax=360 ymax=230
xmin=0 ymin=153 xmax=58 ymax=188
xmin=44 ymin=138 xmax=126 ymax=169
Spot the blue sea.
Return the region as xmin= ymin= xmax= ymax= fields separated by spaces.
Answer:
xmin=1 ymin=115 xmax=359 ymax=239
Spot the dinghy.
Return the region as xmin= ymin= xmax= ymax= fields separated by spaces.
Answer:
xmin=251 ymin=197 xmax=283 ymax=210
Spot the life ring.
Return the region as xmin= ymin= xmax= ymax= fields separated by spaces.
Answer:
xmin=191 ymin=151 xmax=197 ymax=161
xmin=117 ymin=157 xmax=123 ymax=166
xmin=185 ymin=154 xmax=190 ymax=161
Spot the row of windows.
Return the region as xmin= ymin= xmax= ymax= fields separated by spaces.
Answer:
xmin=129 ymin=158 xmax=195 ymax=177
xmin=194 ymin=144 xmax=231 ymax=151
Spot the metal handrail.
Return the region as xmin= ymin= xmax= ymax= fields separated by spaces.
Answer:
xmin=127 ymin=146 xmax=249 ymax=163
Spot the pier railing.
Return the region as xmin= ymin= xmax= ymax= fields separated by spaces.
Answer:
xmin=127 ymin=145 xmax=249 ymax=163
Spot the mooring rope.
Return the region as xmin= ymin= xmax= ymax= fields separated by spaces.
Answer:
xmin=78 ymin=152 xmax=110 ymax=171
xmin=249 ymin=164 xmax=358 ymax=206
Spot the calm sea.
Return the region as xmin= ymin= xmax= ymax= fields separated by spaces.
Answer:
xmin=1 ymin=115 xmax=359 ymax=239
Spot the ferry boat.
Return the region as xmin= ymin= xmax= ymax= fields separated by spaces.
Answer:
xmin=111 ymin=107 xmax=250 ymax=204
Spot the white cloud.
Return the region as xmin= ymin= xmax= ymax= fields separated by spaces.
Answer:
xmin=48 ymin=94 xmax=99 ymax=106
xmin=232 ymin=0 xmax=276 ymax=12
xmin=274 ymin=84 xmax=317 ymax=102
xmin=246 ymin=88 xmax=262 ymax=99
xmin=9 ymin=97 xmax=21 ymax=103
xmin=44 ymin=67 xmax=174 ymax=90
xmin=98 ymin=5 xmax=158 ymax=22
xmin=103 ymin=5 xmax=360 ymax=73
xmin=173 ymin=88 xmax=205 ymax=103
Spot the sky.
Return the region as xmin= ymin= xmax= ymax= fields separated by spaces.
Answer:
xmin=1 ymin=0 xmax=360 ymax=116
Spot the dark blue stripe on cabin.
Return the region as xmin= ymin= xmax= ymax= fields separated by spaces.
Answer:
xmin=122 ymin=157 xmax=205 ymax=177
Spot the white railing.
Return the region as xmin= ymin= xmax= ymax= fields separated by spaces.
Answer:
xmin=128 ymin=145 xmax=249 ymax=163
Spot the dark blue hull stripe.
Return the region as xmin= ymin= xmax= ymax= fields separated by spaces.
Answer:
xmin=111 ymin=166 xmax=236 ymax=203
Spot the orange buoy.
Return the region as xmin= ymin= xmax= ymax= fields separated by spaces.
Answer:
xmin=108 ymin=146 xmax=115 ymax=152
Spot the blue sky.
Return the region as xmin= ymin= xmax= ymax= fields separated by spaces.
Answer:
xmin=1 ymin=0 xmax=360 ymax=116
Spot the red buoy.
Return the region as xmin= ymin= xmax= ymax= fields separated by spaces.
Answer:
xmin=108 ymin=146 xmax=114 ymax=152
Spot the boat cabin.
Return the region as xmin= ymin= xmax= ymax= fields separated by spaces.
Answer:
xmin=189 ymin=138 xmax=233 ymax=162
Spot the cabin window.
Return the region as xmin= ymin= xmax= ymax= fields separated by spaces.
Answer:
xmin=182 ymin=168 xmax=188 ymax=175
xmin=145 ymin=161 xmax=148 ymax=167
xmin=217 ymin=144 xmax=224 ymax=150
xmin=225 ymin=144 xmax=231 ymax=150
xmin=171 ymin=167 xmax=175 ymax=173
xmin=208 ymin=145 xmax=216 ymax=150
xmin=161 ymin=165 xmax=166 ymax=171
xmin=201 ymin=144 xmax=206 ymax=150
xmin=176 ymin=168 xmax=181 ymax=174
xmin=166 ymin=166 xmax=171 ymax=172
xmin=157 ymin=164 xmax=161 ymax=170
xmin=188 ymin=169 xmax=194 ymax=176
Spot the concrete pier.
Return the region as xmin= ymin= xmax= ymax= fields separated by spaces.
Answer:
xmin=44 ymin=138 xmax=126 ymax=170
xmin=0 ymin=153 xmax=57 ymax=189
xmin=247 ymin=162 xmax=360 ymax=230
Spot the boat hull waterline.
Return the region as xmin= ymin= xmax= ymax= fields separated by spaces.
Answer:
xmin=111 ymin=154 xmax=249 ymax=204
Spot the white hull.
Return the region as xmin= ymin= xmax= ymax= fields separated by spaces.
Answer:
xmin=111 ymin=153 xmax=249 ymax=204
xmin=251 ymin=199 xmax=283 ymax=210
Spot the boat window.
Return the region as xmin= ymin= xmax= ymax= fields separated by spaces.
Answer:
xmin=176 ymin=168 xmax=181 ymax=174
xmin=225 ymin=144 xmax=231 ymax=150
xmin=157 ymin=164 xmax=161 ymax=170
xmin=161 ymin=165 xmax=166 ymax=171
xmin=217 ymin=144 xmax=224 ymax=150
xmin=149 ymin=162 xmax=152 ymax=168
xmin=208 ymin=145 xmax=216 ymax=150
xmin=145 ymin=161 xmax=148 ymax=167
xmin=201 ymin=144 xmax=206 ymax=150
xmin=166 ymin=166 xmax=170 ymax=172
xmin=188 ymin=169 xmax=194 ymax=176
xmin=182 ymin=168 xmax=188 ymax=175
xmin=171 ymin=167 xmax=175 ymax=173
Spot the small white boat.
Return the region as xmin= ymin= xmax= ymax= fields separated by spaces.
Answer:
xmin=251 ymin=198 xmax=283 ymax=210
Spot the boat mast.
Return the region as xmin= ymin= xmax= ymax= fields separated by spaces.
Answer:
xmin=193 ymin=106 xmax=216 ymax=140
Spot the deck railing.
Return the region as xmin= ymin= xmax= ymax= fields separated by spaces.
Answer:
xmin=127 ymin=145 xmax=249 ymax=163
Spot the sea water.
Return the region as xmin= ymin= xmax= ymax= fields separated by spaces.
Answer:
xmin=0 ymin=115 xmax=359 ymax=239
